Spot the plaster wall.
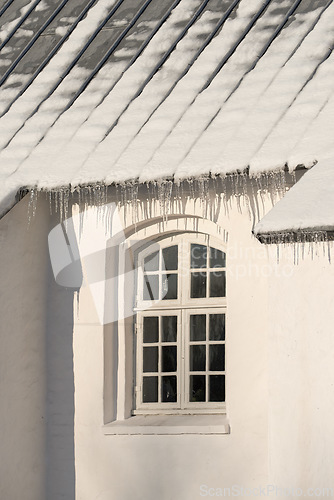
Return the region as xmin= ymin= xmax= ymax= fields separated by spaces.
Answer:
xmin=267 ymin=246 xmax=334 ymax=496
xmin=72 ymin=189 xmax=270 ymax=500
xmin=0 ymin=195 xmax=76 ymax=500
xmin=4 ymin=182 xmax=332 ymax=500
xmin=0 ymin=195 xmax=49 ymax=500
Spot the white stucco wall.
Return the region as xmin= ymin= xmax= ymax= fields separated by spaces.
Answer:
xmin=268 ymin=247 xmax=334 ymax=497
xmin=3 ymin=181 xmax=334 ymax=500
xmin=72 ymin=188 xmax=270 ymax=500
xmin=0 ymin=195 xmax=49 ymax=500
xmin=0 ymin=194 xmax=76 ymax=500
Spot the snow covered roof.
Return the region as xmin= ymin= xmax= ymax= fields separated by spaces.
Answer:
xmin=0 ymin=0 xmax=334 ymax=218
xmin=254 ymin=158 xmax=334 ymax=242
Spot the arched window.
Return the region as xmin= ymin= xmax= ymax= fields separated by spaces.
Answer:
xmin=134 ymin=234 xmax=226 ymax=414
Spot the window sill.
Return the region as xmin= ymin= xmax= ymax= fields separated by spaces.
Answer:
xmin=103 ymin=414 xmax=230 ymax=435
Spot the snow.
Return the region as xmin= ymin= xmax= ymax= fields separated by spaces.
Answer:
xmin=0 ymin=0 xmax=36 ymax=43
xmin=254 ymin=158 xmax=334 ymax=235
xmin=0 ymin=0 xmax=333 ymax=225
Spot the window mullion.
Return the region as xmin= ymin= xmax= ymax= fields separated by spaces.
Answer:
xmin=136 ymin=314 xmax=143 ymax=409
xmin=180 ymin=309 xmax=186 ymax=410
xmin=206 ymin=313 xmax=209 ymax=403
xmin=158 ymin=316 xmax=161 ymax=404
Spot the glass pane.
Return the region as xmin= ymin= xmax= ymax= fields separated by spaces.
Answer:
xmin=143 ymin=316 xmax=159 ymax=343
xmin=162 ymin=346 xmax=177 ymax=372
xmin=191 ymin=272 xmax=207 ymax=298
xmin=143 ymin=346 xmax=158 ymax=372
xmin=191 ymin=244 xmax=207 ymax=268
xmin=209 ymin=314 xmax=225 ymax=341
xmin=162 ymin=316 xmax=177 ymax=342
xmin=144 ymin=251 xmax=159 ymax=272
xmin=210 ymin=247 xmax=226 ymax=268
xmin=162 ymin=274 xmax=177 ymax=300
xmin=162 ymin=376 xmax=177 ymax=402
xmin=190 ymin=375 xmax=206 ymax=402
xmin=190 ymin=345 xmax=206 ymax=371
xmin=209 ymin=345 xmax=225 ymax=371
xmin=162 ymin=246 xmax=178 ymax=271
xmin=143 ymin=274 xmax=159 ymax=300
xmin=190 ymin=314 xmax=206 ymax=341
xmin=143 ymin=376 xmax=158 ymax=403
xmin=209 ymin=375 xmax=225 ymax=402
xmin=210 ymin=271 xmax=226 ymax=297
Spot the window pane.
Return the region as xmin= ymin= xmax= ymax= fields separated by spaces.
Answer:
xmin=209 ymin=314 xmax=225 ymax=341
xmin=162 ymin=376 xmax=177 ymax=402
xmin=209 ymin=375 xmax=225 ymax=402
xmin=143 ymin=376 xmax=158 ymax=403
xmin=162 ymin=274 xmax=177 ymax=300
xmin=191 ymin=272 xmax=207 ymax=298
xmin=162 ymin=346 xmax=177 ymax=372
xmin=210 ymin=247 xmax=226 ymax=268
xmin=190 ymin=375 xmax=206 ymax=402
xmin=144 ymin=251 xmax=159 ymax=272
xmin=162 ymin=316 xmax=177 ymax=342
xmin=190 ymin=345 xmax=206 ymax=371
xmin=143 ymin=346 xmax=158 ymax=372
xmin=190 ymin=314 xmax=206 ymax=341
xmin=191 ymin=244 xmax=207 ymax=268
xmin=162 ymin=246 xmax=178 ymax=271
xmin=209 ymin=345 xmax=225 ymax=371
xmin=143 ymin=274 xmax=159 ymax=300
xmin=143 ymin=316 xmax=159 ymax=343
xmin=209 ymin=271 xmax=226 ymax=297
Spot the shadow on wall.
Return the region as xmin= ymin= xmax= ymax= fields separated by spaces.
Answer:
xmin=46 ymin=210 xmax=77 ymax=500
xmin=0 ymin=194 xmax=76 ymax=500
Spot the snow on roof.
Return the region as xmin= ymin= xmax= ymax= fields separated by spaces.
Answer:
xmin=0 ymin=0 xmax=333 ymax=217
xmin=254 ymin=158 xmax=334 ymax=241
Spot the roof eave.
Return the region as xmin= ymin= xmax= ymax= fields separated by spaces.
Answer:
xmin=254 ymin=229 xmax=334 ymax=245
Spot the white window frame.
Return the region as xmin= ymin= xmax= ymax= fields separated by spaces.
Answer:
xmin=134 ymin=233 xmax=227 ymax=415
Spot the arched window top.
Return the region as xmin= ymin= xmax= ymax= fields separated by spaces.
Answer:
xmin=137 ymin=233 xmax=226 ymax=309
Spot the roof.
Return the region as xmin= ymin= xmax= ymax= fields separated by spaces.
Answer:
xmin=0 ymin=0 xmax=334 ymax=219
xmin=254 ymin=158 xmax=334 ymax=241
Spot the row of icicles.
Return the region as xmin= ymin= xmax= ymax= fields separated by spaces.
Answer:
xmin=26 ymin=171 xmax=333 ymax=263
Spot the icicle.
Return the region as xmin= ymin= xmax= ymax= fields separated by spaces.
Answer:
xmin=63 ymin=187 xmax=70 ymax=225
xmin=276 ymin=244 xmax=280 ymax=264
xmin=158 ymin=181 xmax=166 ymax=225
xmin=120 ymin=183 xmax=128 ymax=226
xmin=195 ymin=176 xmax=206 ymax=218
xmin=165 ymin=180 xmax=173 ymax=220
xmin=75 ymin=290 xmax=80 ymax=319
xmin=48 ymin=191 xmax=53 ymax=215
xmin=77 ymin=186 xmax=82 ymax=207
xmin=188 ymin=177 xmax=195 ymax=201
xmin=291 ymin=170 xmax=297 ymax=185
xmin=59 ymin=188 xmax=64 ymax=221
xmin=327 ymin=240 xmax=331 ymax=264
xmin=130 ymin=182 xmax=139 ymax=226
xmin=28 ymin=188 xmax=38 ymax=224
xmin=240 ymin=173 xmax=251 ymax=220
xmin=259 ymin=229 xmax=330 ymax=264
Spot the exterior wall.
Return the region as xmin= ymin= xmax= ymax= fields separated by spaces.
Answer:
xmin=73 ymin=186 xmax=270 ymax=500
xmin=268 ymin=247 xmax=334 ymax=497
xmin=0 ymin=194 xmax=76 ymax=500
xmin=3 ymin=181 xmax=334 ymax=500
xmin=0 ymin=195 xmax=49 ymax=500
